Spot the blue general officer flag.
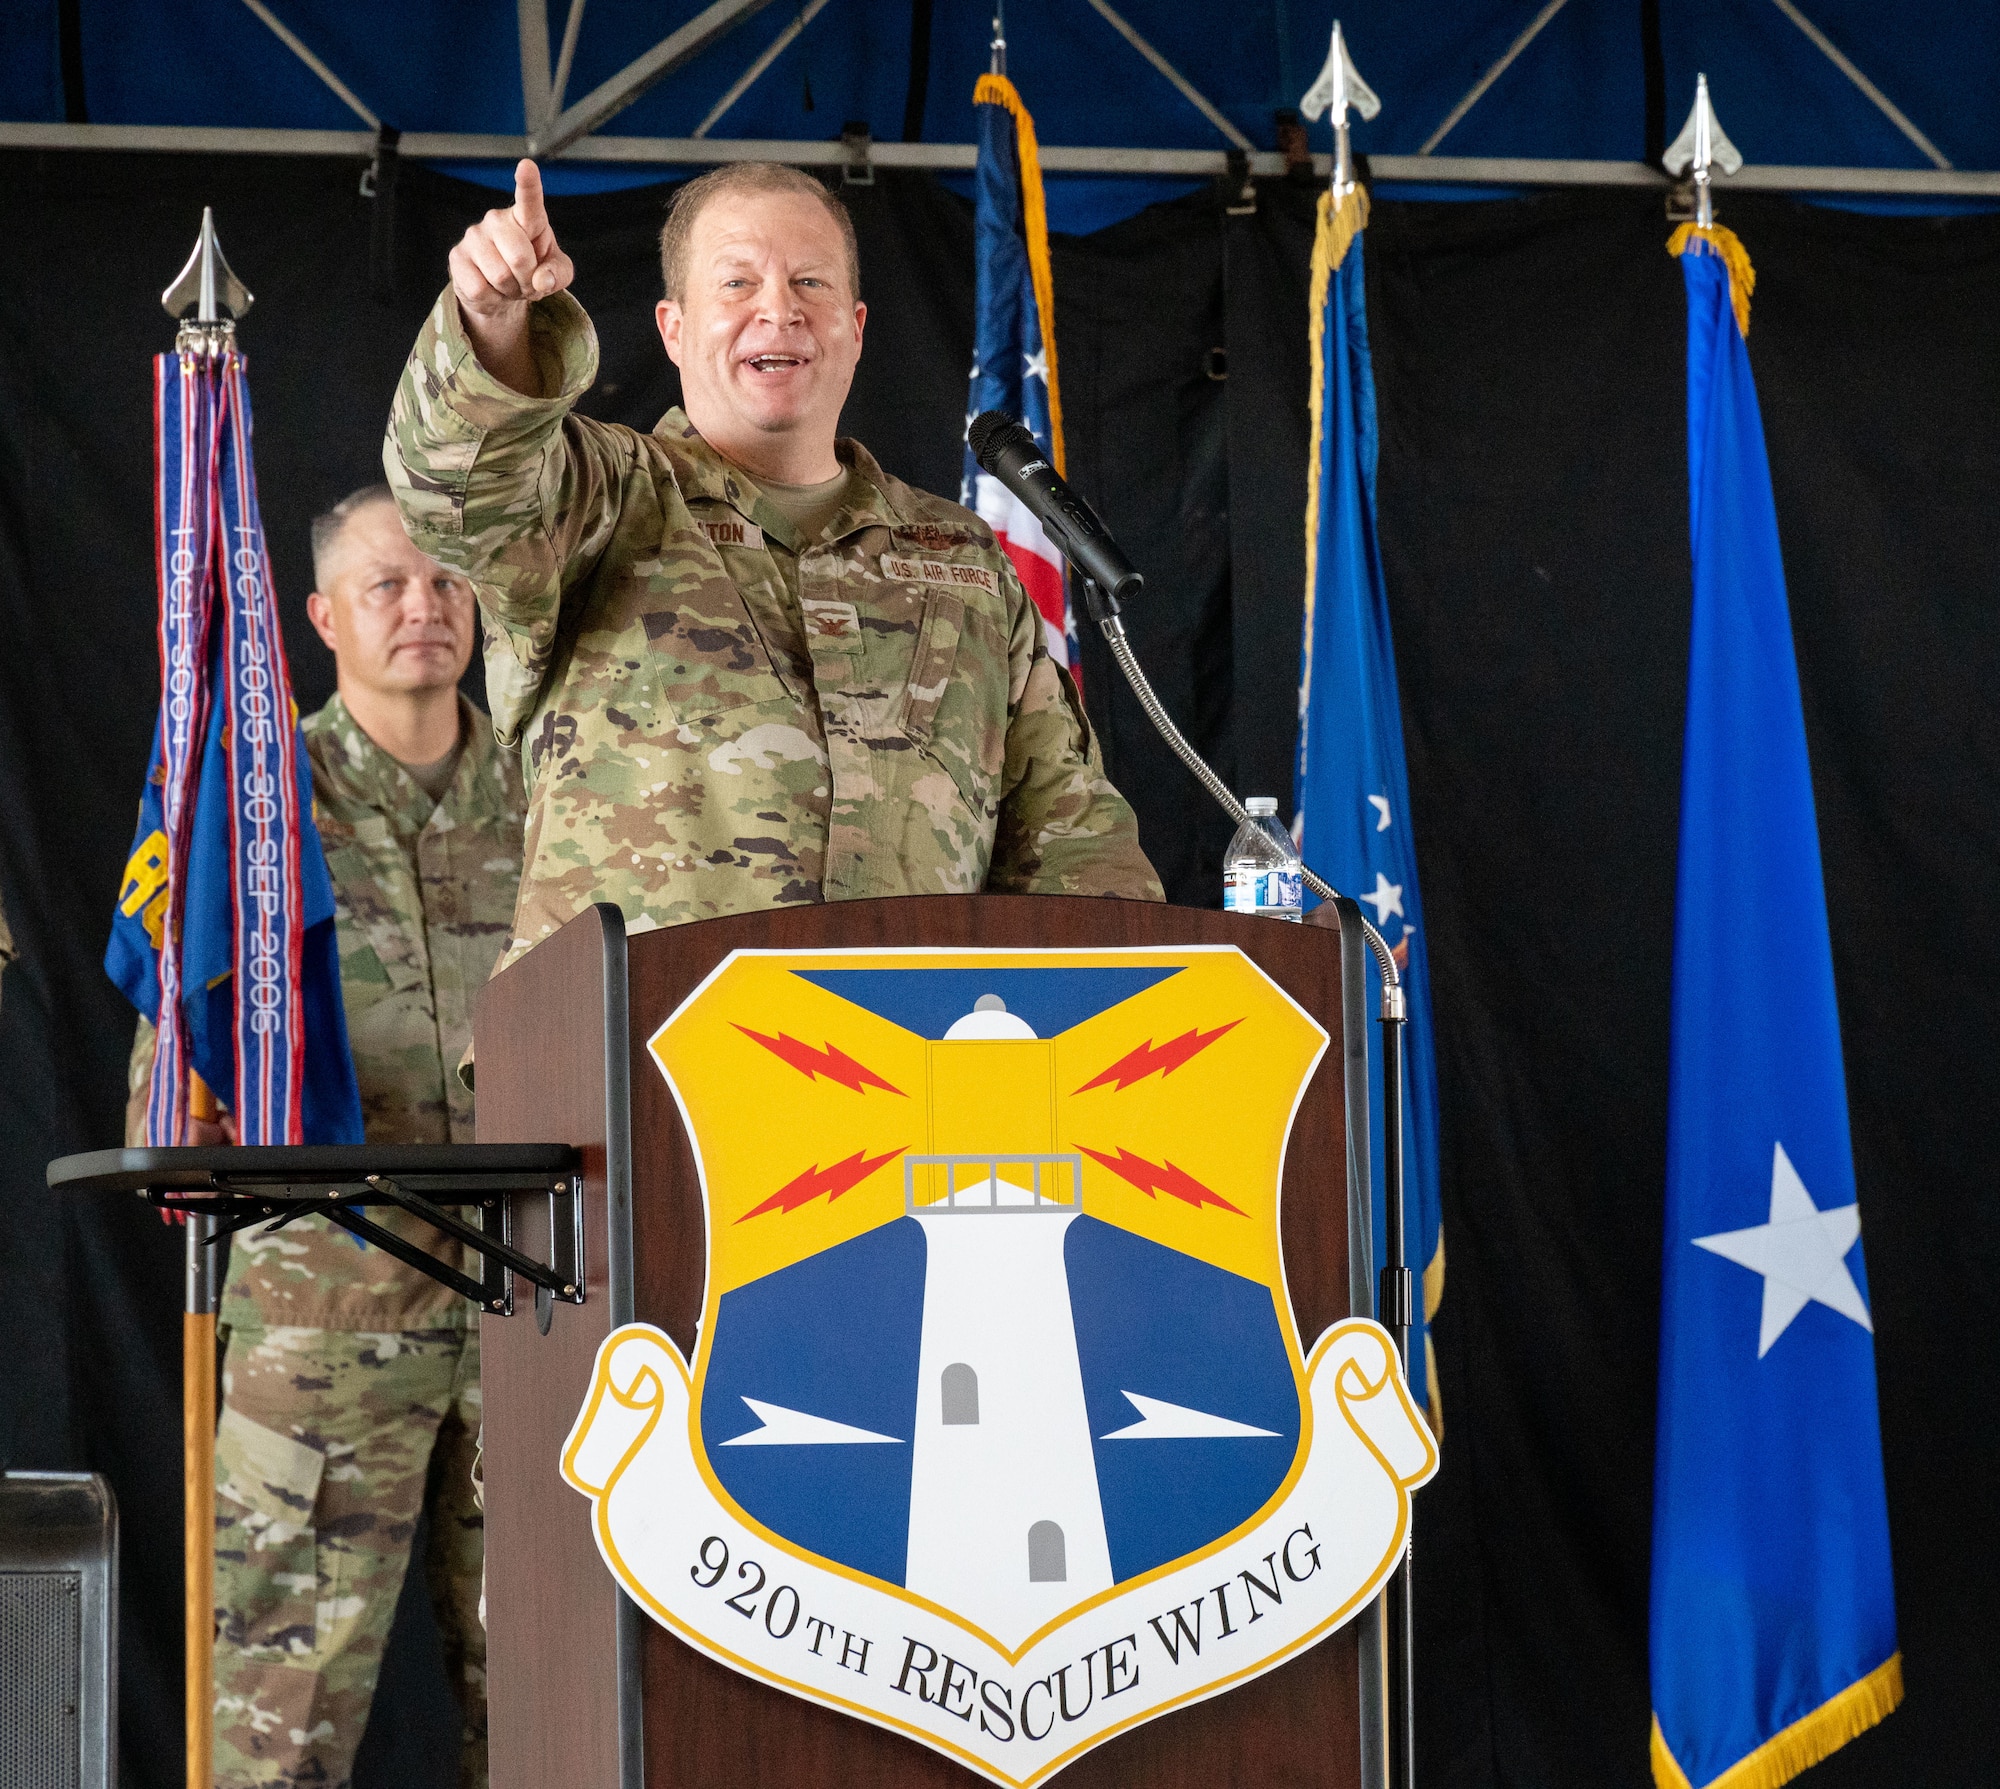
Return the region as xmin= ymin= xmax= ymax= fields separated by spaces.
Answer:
xmin=960 ymin=72 xmax=1078 ymax=677
xmin=1651 ymin=224 xmax=1899 ymax=1789
xmin=1293 ymin=183 xmax=1442 ymax=1411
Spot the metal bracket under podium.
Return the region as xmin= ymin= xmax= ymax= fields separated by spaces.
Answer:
xmin=47 ymin=1145 xmax=585 ymax=1320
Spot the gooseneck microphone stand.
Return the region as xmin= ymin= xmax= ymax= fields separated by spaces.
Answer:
xmin=1078 ymin=570 xmax=1417 ymax=1789
xmin=971 ymin=393 xmax=1420 ymax=1785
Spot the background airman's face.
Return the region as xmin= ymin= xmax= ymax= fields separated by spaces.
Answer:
xmin=305 ymin=500 xmax=475 ymax=697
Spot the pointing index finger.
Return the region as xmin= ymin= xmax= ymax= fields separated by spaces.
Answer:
xmin=512 ymin=158 xmax=549 ymax=236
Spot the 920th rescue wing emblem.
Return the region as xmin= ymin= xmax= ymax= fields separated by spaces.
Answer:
xmin=562 ymin=947 xmax=1436 ymax=1786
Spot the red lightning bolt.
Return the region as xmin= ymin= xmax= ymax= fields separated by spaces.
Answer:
xmin=1078 ymin=1145 xmax=1245 ymax=1216
xmin=735 ymin=1025 xmax=904 ymax=1096
xmin=737 ymin=1147 xmax=907 ymax=1222
xmin=1075 ymin=1020 xmax=1242 ymax=1094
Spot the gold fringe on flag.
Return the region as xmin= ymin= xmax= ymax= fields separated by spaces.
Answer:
xmin=1668 ymin=222 xmax=1756 ymax=340
xmin=1298 ymin=182 xmax=1371 ymax=714
xmin=973 ymin=73 xmax=1067 ymax=475
xmin=1651 ymin=1653 xmax=1904 ymax=1789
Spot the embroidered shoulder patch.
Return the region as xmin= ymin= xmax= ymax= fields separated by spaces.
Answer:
xmin=698 ymin=517 xmax=765 ymax=551
xmin=881 ymin=555 xmax=999 ymax=596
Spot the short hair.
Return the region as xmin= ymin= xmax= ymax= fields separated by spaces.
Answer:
xmin=309 ymin=484 xmax=398 ymax=589
xmin=658 ymin=163 xmax=860 ymax=304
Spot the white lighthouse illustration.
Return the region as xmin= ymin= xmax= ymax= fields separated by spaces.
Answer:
xmin=901 ymin=995 xmax=1114 ymax=1648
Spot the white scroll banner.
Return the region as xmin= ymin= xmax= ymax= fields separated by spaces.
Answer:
xmin=562 ymin=1316 xmax=1438 ymax=1788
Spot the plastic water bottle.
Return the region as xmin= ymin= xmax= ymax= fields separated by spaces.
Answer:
xmin=1224 ymin=797 xmax=1303 ymax=921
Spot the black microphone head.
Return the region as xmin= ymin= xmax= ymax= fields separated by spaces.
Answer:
xmin=968 ymin=410 xmax=1039 ymax=475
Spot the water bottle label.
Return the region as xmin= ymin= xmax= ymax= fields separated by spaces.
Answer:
xmin=1226 ymin=868 xmax=1301 ymax=914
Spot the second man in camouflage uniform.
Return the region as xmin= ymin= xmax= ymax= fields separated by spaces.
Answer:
xmin=128 ymin=485 xmax=525 ymax=1789
xmin=385 ymin=157 xmax=1159 ymax=969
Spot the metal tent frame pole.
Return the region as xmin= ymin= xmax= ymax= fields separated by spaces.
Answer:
xmin=4 ymin=122 xmax=1998 ymax=195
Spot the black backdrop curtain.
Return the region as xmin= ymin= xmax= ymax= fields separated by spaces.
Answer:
xmin=0 ymin=151 xmax=1993 ymax=1787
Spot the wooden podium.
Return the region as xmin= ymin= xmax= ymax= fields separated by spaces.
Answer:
xmin=473 ymin=895 xmax=1388 ymax=1789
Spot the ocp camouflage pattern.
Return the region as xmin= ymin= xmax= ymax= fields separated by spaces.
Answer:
xmin=383 ymin=288 xmax=1160 ymax=969
xmin=211 ymin=1323 xmax=484 ymax=1789
xmin=127 ymin=690 xmax=525 ymax=1329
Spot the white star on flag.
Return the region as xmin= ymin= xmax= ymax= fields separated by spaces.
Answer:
xmin=1023 ymin=347 xmax=1049 ymax=385
xmin=1693 ymin=1141 xmax=1872 ymax=1357
xmin=1367 ymin=794 xmax=1392 ymax=832
xmin=1361 ymin=872 xmax=1404 ymax=925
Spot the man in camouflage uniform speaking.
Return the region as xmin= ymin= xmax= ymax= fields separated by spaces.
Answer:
xmin=127 ymin=486 xmax=525 ymax=1788
xmin=384 ymin=158 xmax=1159 ymax=969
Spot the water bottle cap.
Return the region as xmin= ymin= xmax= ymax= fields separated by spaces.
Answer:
xmin=1244 ymin=796 xmax=1278 ymax=817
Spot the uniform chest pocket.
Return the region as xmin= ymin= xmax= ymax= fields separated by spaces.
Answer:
xmin=896 ymin=589 xmax=1005 ymax=816
xmin=321 ymin=839 xmax=425 ymax=1001
xmin=641 ymin=606 xmax=792 ymax=725
xmin=896 ymin=590 xmax=965 ymax=746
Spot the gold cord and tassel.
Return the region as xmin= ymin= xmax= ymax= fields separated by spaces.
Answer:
xmin=972 ymin=74 xmax=1068 ymax=473
xmin=1299 ymin=182 xmax=1372 ymax=706
xmin=1668 ymin=222 xmax=1756 ymax=338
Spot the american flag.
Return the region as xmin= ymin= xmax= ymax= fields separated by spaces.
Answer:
xmin=960 ymin=73 xmax=1078 ymax=677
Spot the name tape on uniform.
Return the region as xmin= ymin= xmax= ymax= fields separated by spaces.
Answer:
xmin=698 ymin=518 xmax=765 ymax=551
xmin=882 ymin=555 xmax=998 ymax=596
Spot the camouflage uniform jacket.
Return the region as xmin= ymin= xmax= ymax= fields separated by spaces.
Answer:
xmin=128 ymin=691 xmax=526 ymax=1329
xmin=384 ymin=288 xmax=1160 ymax=968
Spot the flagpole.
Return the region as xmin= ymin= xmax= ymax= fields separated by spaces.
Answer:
xmin=183 ymin=1075 xmax=220 ymax=1789
xmin=160 ymin=210 xmax=251 ymax=1789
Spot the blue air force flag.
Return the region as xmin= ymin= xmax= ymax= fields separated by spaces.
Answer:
xmin=1650 ymin=227 xmax=1900 ymax=1789
xmin=960 ymin=73 xmax=1078 ymax=676
xmin=1293 ymin=185 xmax=1442 ymax=1411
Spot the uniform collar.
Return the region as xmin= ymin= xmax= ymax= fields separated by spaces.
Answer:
xmin=306 ymin=690 xmax=497 ymax=833
xmin=652 ymin=406 xmax=903 ymax=552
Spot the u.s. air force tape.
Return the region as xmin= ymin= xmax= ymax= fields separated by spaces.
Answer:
xmin=882 ymin=555 xmax=999 ymax=594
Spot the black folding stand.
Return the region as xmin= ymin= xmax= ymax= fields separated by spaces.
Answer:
xmin=48 ymin=1145 xmax=585 ymax=1327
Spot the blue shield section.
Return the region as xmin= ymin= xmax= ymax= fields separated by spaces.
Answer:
xmin=799 ymin=967 xmax=1179 ymax=1040
xmin=1064 ymin=1216 xmax=1300 ymax=1583
xmin=700 ymin=1217 xmax=927 ymax=1587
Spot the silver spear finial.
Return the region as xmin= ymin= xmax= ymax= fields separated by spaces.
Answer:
xmin=1663 ymin=74 xmax=1743 ymax=228
xmin=1301 ymin=21 xmax=1381 ymax=199
xmin=161 ymin=207 xmax=253 ymax=353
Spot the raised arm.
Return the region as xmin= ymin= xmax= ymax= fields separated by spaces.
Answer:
xmin=384 ymin=160 xmax=632 ymax=746
xmin=448 ymin=160 xmax=576 ymax=396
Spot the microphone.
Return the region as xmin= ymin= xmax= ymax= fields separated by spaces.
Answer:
xmin=967 ymin=411 xmax=1143 ymax=604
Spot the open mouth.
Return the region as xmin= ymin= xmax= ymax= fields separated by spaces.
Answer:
xmin=745 ymin=353 xmax=806 ymax=374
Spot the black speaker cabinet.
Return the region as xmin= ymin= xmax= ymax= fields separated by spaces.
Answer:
xmin=0 ymin=1472 xmax=118 ymax=1789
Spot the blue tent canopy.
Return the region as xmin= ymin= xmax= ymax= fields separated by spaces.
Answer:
xmin=5 ymin=1 xmax=1994 ymax=230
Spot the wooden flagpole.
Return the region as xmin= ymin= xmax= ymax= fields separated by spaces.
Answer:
xmin=185 ymin=1073 xmax=221 ymax=1789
